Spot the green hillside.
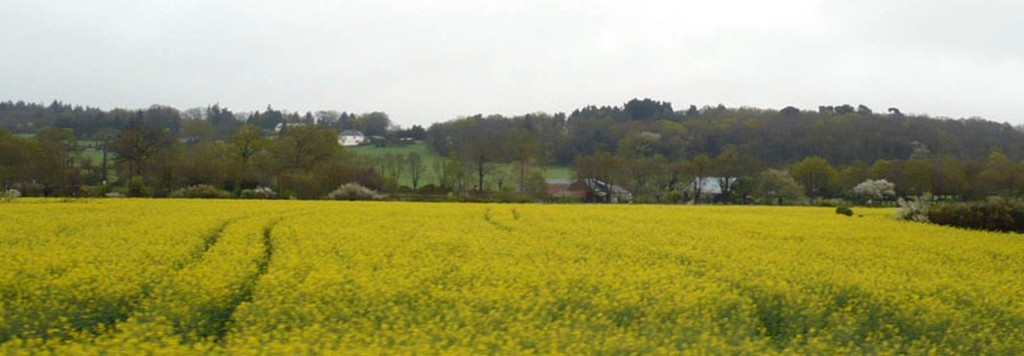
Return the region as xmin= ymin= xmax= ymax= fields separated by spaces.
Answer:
xmin=347 ymin=142 xmax=574 ymax=189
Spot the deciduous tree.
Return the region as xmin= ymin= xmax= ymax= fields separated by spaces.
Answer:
xmin=790 ymin=156 xmax=837 ymax=199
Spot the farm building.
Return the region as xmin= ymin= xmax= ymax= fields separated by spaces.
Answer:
xmin=546 ymin=178 xmax=632 ymax=203
xmin=546 ymin=179 xmax=586 ymax=200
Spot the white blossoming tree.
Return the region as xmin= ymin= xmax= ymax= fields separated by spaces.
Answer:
xmin=852 ymin=179 xmax=896 ymax=205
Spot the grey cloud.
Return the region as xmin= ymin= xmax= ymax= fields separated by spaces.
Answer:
xmin=0 ymin=0 xmax=1020 ymax=126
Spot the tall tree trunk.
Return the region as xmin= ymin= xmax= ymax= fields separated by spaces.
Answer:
xmin=477 ymin=155 xmax=485 ymax=192
xmin=518 ymin=160 xmax=526 ymax=193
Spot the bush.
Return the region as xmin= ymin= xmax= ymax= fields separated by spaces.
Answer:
xmin=816 ymin=199 xmax=846 ymax=208
xmin=663 ymin=191 xmax=684 ymax=204
xmin=928 ymin=197 xmax=1024 ymax=233
xmin=240 ymin=186 xmax=278 ymax=199
xmin=169 ymin=184 xmax=232 ymax=199
xmin=127 ymin=176 xmax=148 ymax=197
xmin=835 ymin=206 xmax=853 ymax=216
xmin=79 ymin=185 xmax=109 ymax=198
xmin=895 ymin=193 xmax=931 ymax=222
xmin=2 ymin=189 xmax=20 ymax=202
xmin=325 ymin=183 xmax=382 ymax=201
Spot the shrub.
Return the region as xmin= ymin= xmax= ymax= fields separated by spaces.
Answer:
xmin=169 ymin=184 xmax=232 ymax=199
xmin=2 ymin=189 xmax=20 ymax=202
xmin=663 ymin=191 xmax=684 ymax=204
xmin=127 ymin=176 xmax=148 ymax=197
xmin=816 ymin=199 xmax=846 ymax=208
xmin=79 ymin=185 xmax=109 ymax=198
xmin=240 ymin=186 xmax=278 ymax=199
xmin=15 ymin=182 xmax=42 ymax=196
xmin=928 ymin=197 xmax=1024 ymax=233
xmin=325 ymin=183 xmax=382 ymax=201
xmin=895 ymin=193 xmax=931 ymax=222
xmin=835 ymin=206 xmax=853 ymax=216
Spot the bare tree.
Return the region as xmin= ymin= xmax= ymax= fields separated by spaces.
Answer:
xmin=407 ymin=152 xmax=424 ymax=191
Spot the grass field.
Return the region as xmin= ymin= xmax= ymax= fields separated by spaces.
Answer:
xmin=13 ymin=137 xmax=567 ymax=187
xmin=347 ymin=142 xmax=442 ymax=187
xmin=542 ymin=166 xmax=575 ymax=179
xmin=348 ymin=142 xmax=575 ymax=188
xmin=78 ymin=143 xmax=108 ymax=168
xmin=76 ymin=141 xmax=115 ymax=181
xmin=2 ymin=199 xmax=1022 ymax=353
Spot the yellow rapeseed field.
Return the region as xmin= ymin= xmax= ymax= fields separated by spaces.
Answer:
xmin=1 ymin=199 xmax=1022 ymax=353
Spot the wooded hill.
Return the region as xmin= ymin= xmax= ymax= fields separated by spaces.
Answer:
xmin=423 ymin=99 xmax=1024 ymax=201
xmin=425 ymin=99 xmax=1024 ymax=168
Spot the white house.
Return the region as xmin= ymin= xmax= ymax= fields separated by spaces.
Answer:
xmin=338 ymin=129 xmax=365 ymax=146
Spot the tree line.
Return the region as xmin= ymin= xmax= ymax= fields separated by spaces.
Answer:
xmin=3 ymin=98 xmax=1024 ymax=203
xmin=425 ymin=98 xmax=1024 ymax=203
xmin=0 ymin=100 xmax=424 ymax=141
xmin=0 ymin=103 xmax=416 ymax=198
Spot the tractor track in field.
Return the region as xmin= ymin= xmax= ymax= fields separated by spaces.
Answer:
xmin=120 ymin=217 xmax=248 ymax=337
xmin=0 ymin=217 xmax=244 ymax=345
xmin=208 ymin=218 xmax=282 ymax=343
xmin=210 ymin=210 xmax=314 ymax=344
xmin=84 ymin=215 xmax=267 ymax=344
xmin=5 ymin=212 xmax=303 ymax=346
xmin=483 ymin=207 xmax=515 ymax=232
xmin=139 ymin=216 xmax=244 ymax=302
xmin=175 ymin=218 xmax=241 ymax=270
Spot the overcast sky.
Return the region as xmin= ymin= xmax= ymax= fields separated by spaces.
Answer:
xmin=1 ymin=0 xmax=1021 ymax=127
